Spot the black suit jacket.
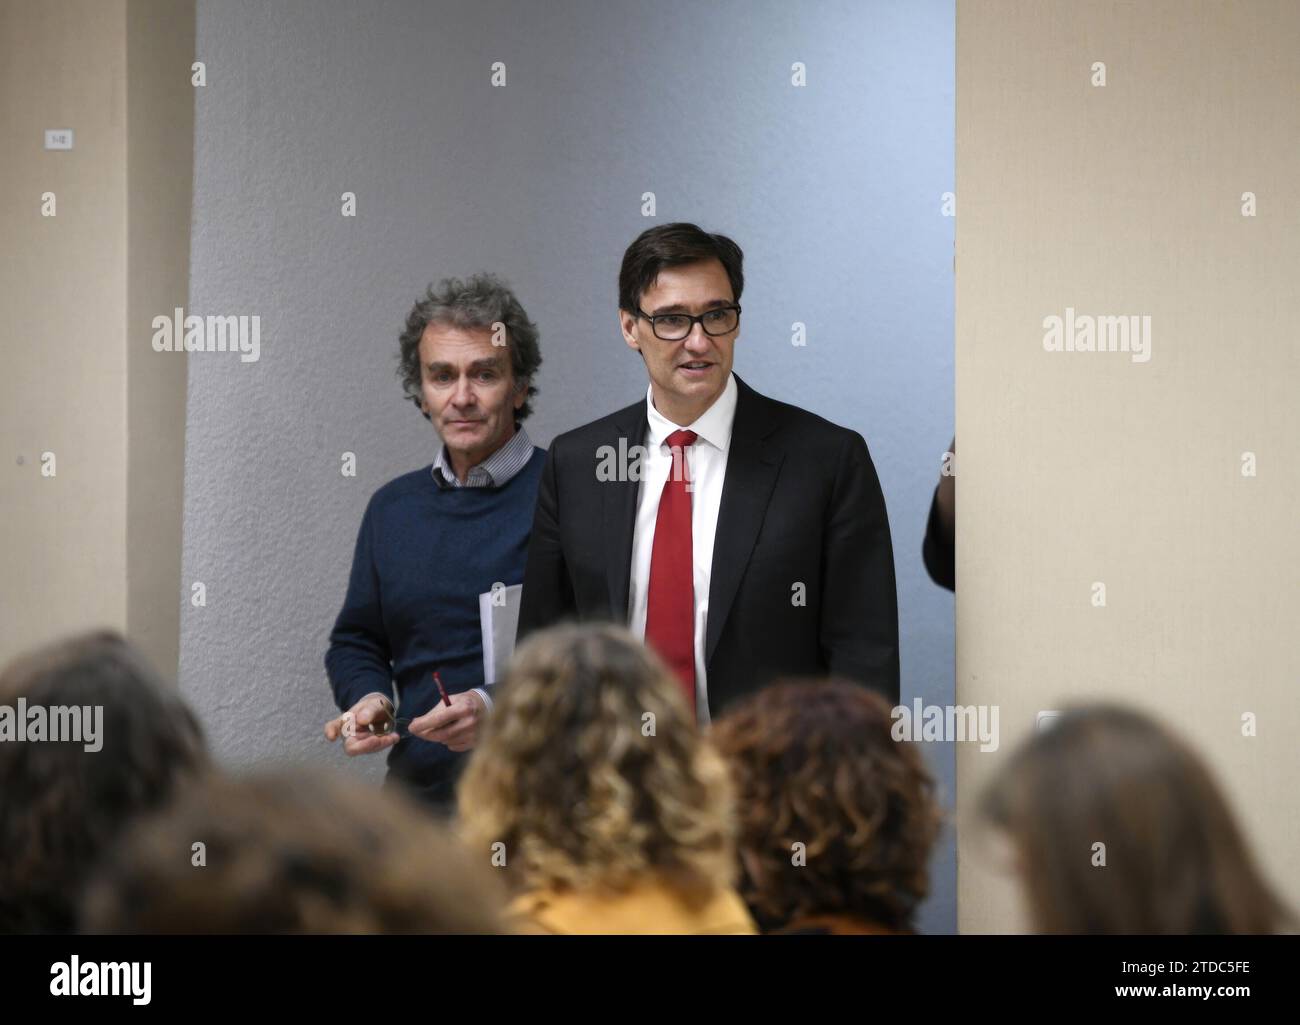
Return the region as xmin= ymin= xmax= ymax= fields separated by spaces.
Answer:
xmin=518 ymin=374 xmax=900 ymax=713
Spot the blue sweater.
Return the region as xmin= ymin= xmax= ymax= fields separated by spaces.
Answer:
xmin=325 ymin=449 xmax=545 ymax=806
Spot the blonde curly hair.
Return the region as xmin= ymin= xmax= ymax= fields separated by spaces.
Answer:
xmin=457 ymin=623 xmax=737 ymax=901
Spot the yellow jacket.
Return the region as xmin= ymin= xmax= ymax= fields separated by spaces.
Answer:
xmin=509 ymin=878 xmax=757 ymax=935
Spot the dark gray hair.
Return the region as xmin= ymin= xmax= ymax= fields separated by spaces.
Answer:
xmin=397 ymin=273 xmax=542 ymax=423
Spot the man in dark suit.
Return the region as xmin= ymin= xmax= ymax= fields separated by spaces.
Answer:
xmin=518 ymin=223 xmax=899 ymax=719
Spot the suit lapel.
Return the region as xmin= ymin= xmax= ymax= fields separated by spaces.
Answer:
xmin=600 ymin=377 xmax=782 ymax=656
xmin=705 ymin=377 xmax=782 ymax=666
xmin=603 ymin=403 xmax=648 ymax=621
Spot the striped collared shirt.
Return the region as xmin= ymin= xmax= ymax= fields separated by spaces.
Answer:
xmin=432 ymin=424 xmax=534 ymax=488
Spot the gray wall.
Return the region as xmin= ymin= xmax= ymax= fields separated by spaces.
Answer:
xmin=181 ymin=0 xmax=955 ymax=930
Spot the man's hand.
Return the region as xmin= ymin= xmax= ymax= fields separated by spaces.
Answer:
xmin=936 ymin=436 xmax=955 ymax=534
xmin=323 ymin=692 xmax=401 ymax=757
xmin=408 ymin=690 xmax=487 ymax=752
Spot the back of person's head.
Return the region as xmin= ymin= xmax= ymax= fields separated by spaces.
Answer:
xmin=0 ymin=631 xmax=207 ymax=933
xmin=457 ymin=622 xmax=737 ymax=900
xmin=81 ymin=769 xmax=508 ymax=933
xmin=979 ymin=704 xmax=1292 ymax=934
xmin=712 ymin=678 xmax=943 ymax=933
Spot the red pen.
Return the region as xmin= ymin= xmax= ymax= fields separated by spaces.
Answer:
xmin=433 ymin=670 xmax=452 ymax=708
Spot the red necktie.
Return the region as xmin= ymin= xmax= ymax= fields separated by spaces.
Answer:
xmin=645 ymin=429 xmax=698 ymax=714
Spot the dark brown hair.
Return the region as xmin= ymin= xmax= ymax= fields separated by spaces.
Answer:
xmin=618 ymin=222 xmax=744 ymax=313
xmin=81 ymin=770 xmax=508 ymax=934
xmin=711 ymin=678 xmax=943 ymax=932
xmin=0 ymin=631 xmax=208 ymax=933
xmin=979 ymin=705 xmax=1293 ymax=934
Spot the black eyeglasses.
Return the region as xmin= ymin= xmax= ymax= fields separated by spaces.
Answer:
xmin=636 ymin=305 xmax=741 ymax=341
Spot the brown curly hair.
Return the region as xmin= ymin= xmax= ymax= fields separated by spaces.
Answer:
xmin=711 ymin=678 xmax=943 ymax=932
xmin=457 ymin=623 xmax=738 ymax=901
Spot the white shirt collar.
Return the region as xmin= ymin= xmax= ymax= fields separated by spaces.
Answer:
xmin=644 ymin=372 xmax=738 ymax=452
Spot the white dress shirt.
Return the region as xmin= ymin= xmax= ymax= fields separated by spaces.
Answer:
xmin=628 ymin=373 xmax=738 ymax=724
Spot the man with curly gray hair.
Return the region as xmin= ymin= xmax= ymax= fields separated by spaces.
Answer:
xmin=323 ymin=273 xmax=546 ymax=813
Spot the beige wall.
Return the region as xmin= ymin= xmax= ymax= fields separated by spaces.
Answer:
xmin=956 ymin=0 xmax=1299 ymax=931
xmin=0 ymin=0 xmax=193 ymax=678
xmin=126 ymin=0 xmax=194 ymax=678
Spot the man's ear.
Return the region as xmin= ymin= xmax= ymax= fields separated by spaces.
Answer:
xmin=512 ymin=377 xmax=528 ymax=409
xmin=619 ymin=309 xmax=641 ymax=352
